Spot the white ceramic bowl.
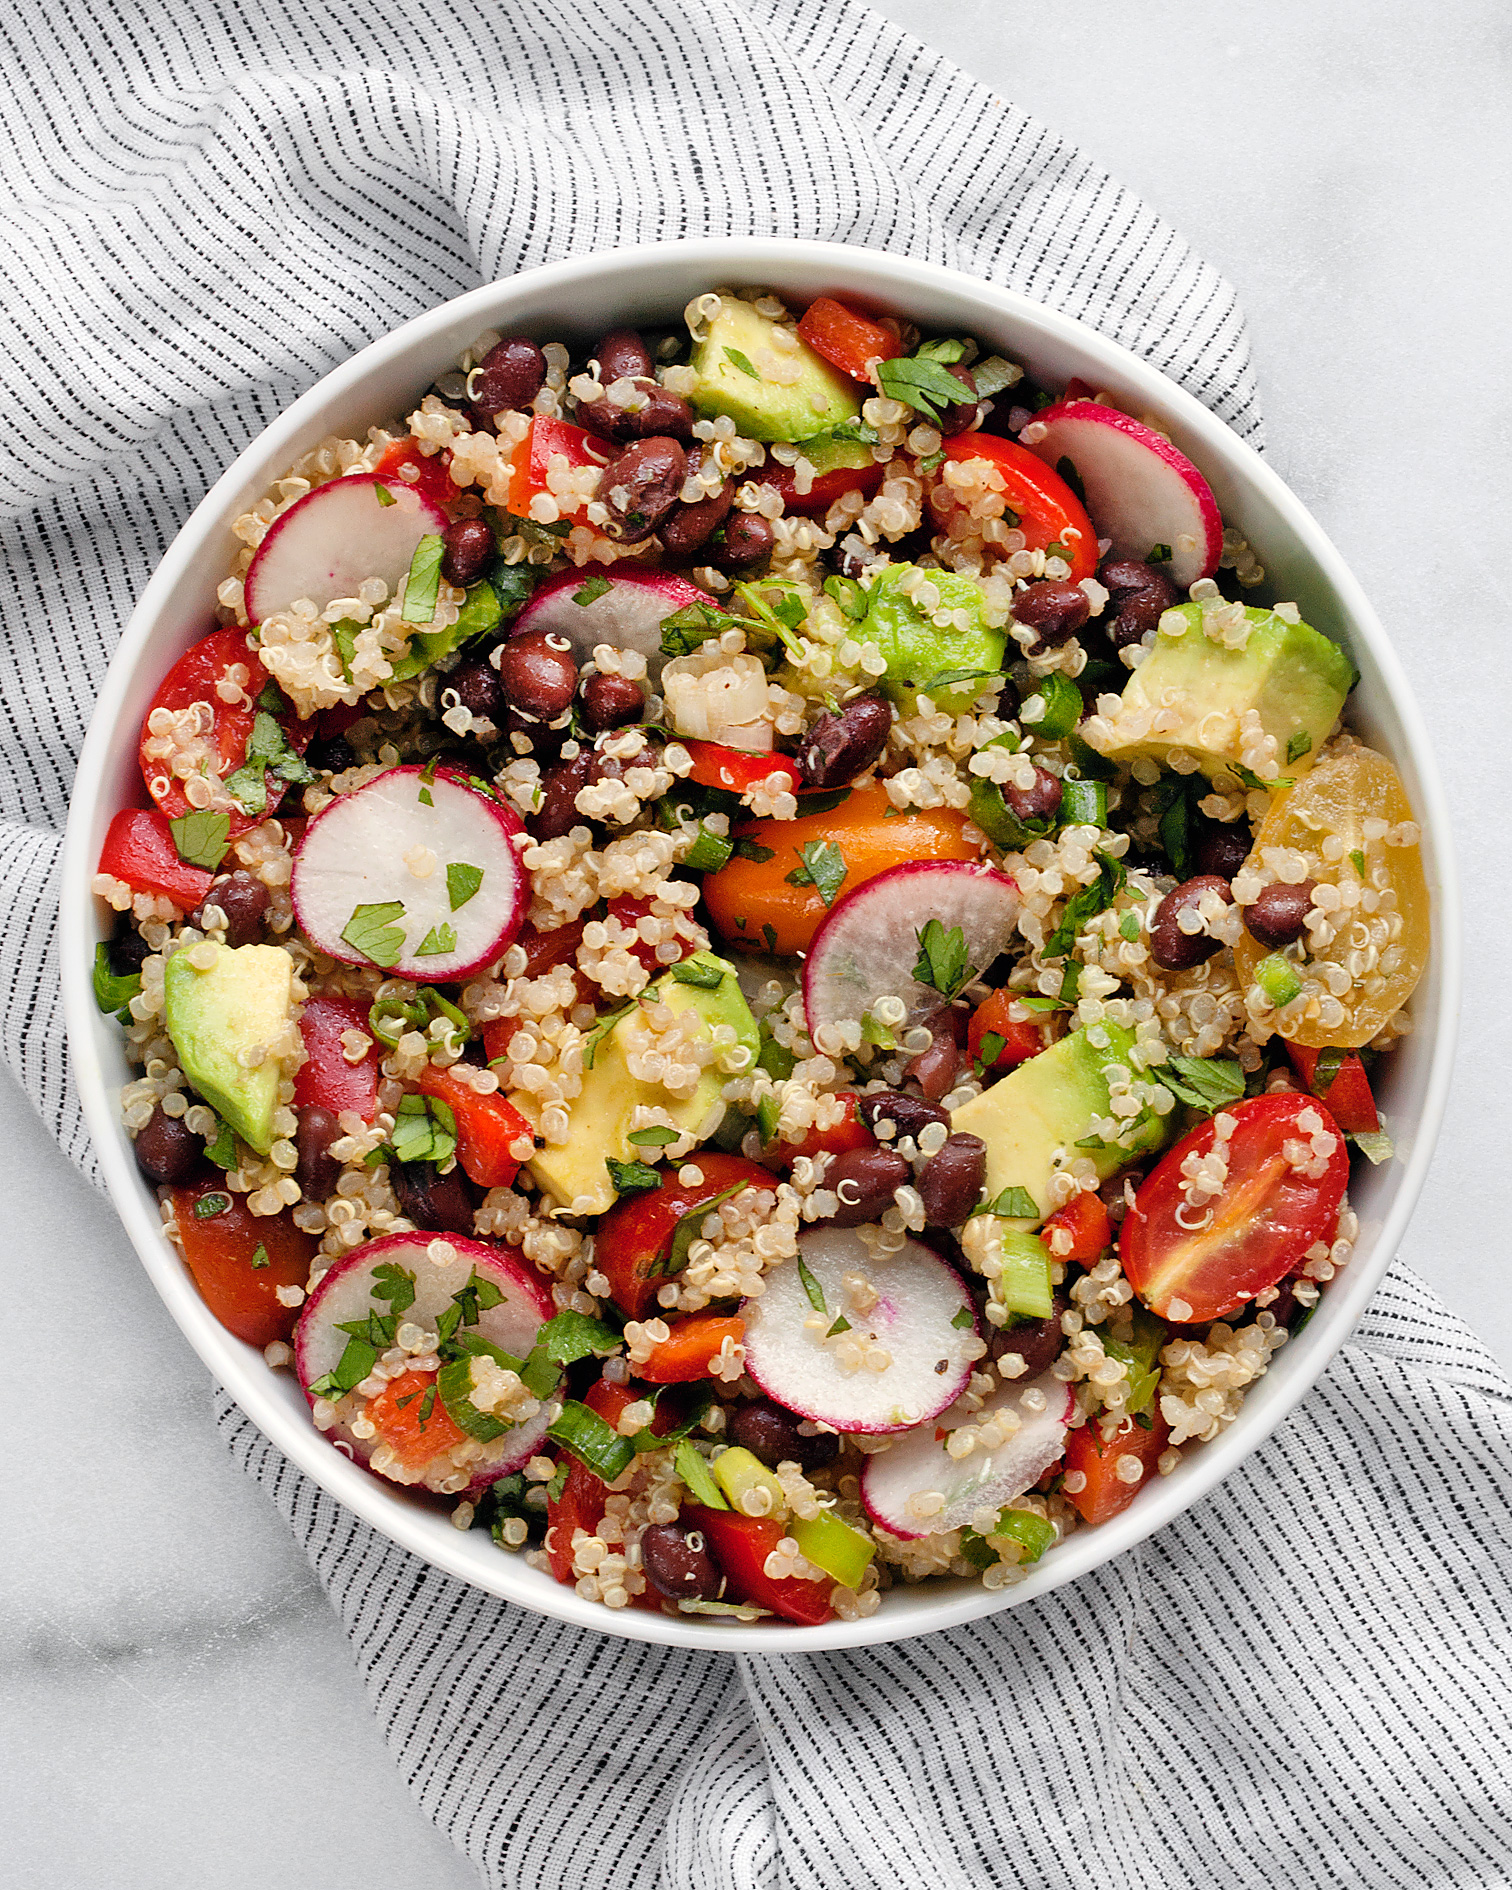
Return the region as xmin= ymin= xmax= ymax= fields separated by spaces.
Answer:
xmin=60 ymin=238 xmax=1459 ymax=1651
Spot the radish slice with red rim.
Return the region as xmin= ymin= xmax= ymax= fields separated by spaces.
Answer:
xmin=860 ymin=1370 xmax=1073 ymax=1539
xmin=511 ymin=565 xmax=711 ymax=673
xmin=295 ymin=1233 xmax=557 ymax=1493
xmin=803 ymin=860 xmax=1019 ymax=1046
xmin=291 ymin=764 xmax=526 ymax=980
xmin=741 ymin=1226 xmax=980 ymax=1435
xmin=244 ymin=473 xmax=450 ymax=624
xmin=1024 ymin=400 xmax=1222 ymax=589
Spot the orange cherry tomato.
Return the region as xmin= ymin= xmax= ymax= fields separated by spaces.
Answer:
xmin=595 ymin=1155 xmax=777 ymax=1321
xmin=967 ymin=989 xmax=1049 ymax=1077
xmin=138 ymin=624 xmax=312 ymax=837
xmin=170 ymin=1176 xmax=318 ymax=1347
xmin=683 ymin=1504 xmax=834 ymax=1625
xmin=932 ymin=433 xmax=1098 ymax=581
xmin=1063 ymin=1409 xmax=1171 ymax=1526
xmin=97 ymin=807 xmax=216 ymax=911
xmin=1042 ymin=1191 xmax=1113 ymax=1264
xmin=365 ymin=1368 xmax=467 ymax=1472
xmin=702 ymin=782 xmax=984 ymax=955
xmin=414 ymin=1063 xmax=533 ymax=1190
xmin=637 ymin=1314 xmax=745 ymax=1384
xmin=1283 ymin=1045 xmax=1379 ymax=1135
xmin=1121 ymin=1094 xmax=1349 ymax=1325
xmin=777 ymin=1092 xmax=873 ymax=1163
xmin=506 ymin=415 xmax=603 ymax=519
xmin=682 ymin=741 xmax=800 ymax=795
xmin=796 ymin=296 xmax=903 ymax=382
xmin=293 ymin=991 xmax=382 ymax=1121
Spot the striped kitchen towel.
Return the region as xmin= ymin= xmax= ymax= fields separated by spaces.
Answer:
xmin=3 ymin=0 xmax=1509 ymax=1885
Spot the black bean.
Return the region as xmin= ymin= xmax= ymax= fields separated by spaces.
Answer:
xmin=793 ymin=695 xmax=892 ymax=790
xmin=714 ymin=512 xmax=773 ymax=571
xmin=579 ymin=384 xmax=695 ymax=446
xmin=598 ymin=437 xmax=686 ymax=540
xmin=1264 ymin=1280 xmax=1301 ymax=1327
xmin=533 ymin=752 xmax=594 ymax=840
xmin=108 ymin=928 xmax=150 ymax=978
xmin=306 ymin=732 xmax=355 ymax=775
xmin=826 ymin=1145 xmax=910 ymax=1228
xmin=1012 ymin=579 xmax=1090 ymax=651
xmin=1004 ymin=765 xmax=1063 ymax=823
xmin=1098 ymin=557 xmax=1181 ymax=651
xmin=295 ymin=1105 xmax=342 ymax=1203
xmin=1150 ymin=874 xmax=1234 ymax=971
xmin=727 ymin=1401 xmax=839 ymax=1473
xmin=1194 ymin=820 xmax=1253 ymax=883
xmin=440 ymin=518 xmax=495 ymax=588
xmin=578 ymin=672 xmax=646 ymax=733
xmin=990 ymin=1296 xmax=1067 ymax=1377
xmin=197 ymin=871 xmax=269 ymax=947
xmin=904 ymin=1023 xmax=962 ymax=1104
xmin=449 ymin=656 xmax=505 ymax=724
xmin=658 ymin=482 xmax=734 ymax=558
xmin=496 ymin=632 xmax=578 ymax=721
xmin=640 ymin=1522 xmax=719 ymax=1601
xmin=134 ymin=1107 xmax=203 ymax=1185
xmin=918 ymin=1133 xmax=988 ymax=1229
xmin=471 ymin=336 xmax=546 ymax=414
xmin=593 ymin=327 xmax=655 ymax=384
xmin=938 ymin=362 xmax=980 ymax=435
xmin=1245 ymin=879 xmax=1317 ymax=950
xmin=856 ymin=1091 xmax=951 ymax=1143
xmin=393 ymin=1161 xmax=477 ymax=1236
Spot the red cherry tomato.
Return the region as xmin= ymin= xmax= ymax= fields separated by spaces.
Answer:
xmin=169 ymin=1176 xmax=318 ymax=1347
xmin=506 ymin=415 xmax=603 ymax=519
xmin=682 ymin=741 xmax=800 ymax=796
xmin=138 ymin=624 xmax=313 ymax=838
xmin=370 ymin=437 xmax=460 ymax=513
xmin=1283 ymin=1044 xmax=1380 ymax=1136
xmin=606 ymin=896 xmax=692 ymax=976
xmin=795 ymin=296 xmax=903 ymax=382
xmin=97 ymin=807 xmax=215 ymax=911
xmin=1042 ymin=1190 xmax=1112 ymax=1264
xmin=758 ymin=457 xmax=885 ymax=521
xmin=365 ymin=1368 xmax=467 ymax=1472
xmin=414 ymin=1062 xmax=532 ymax=1191
xmin=967 ymin=989 xmax=1048 ymax=1076
xmin=1121 ymin=1094 xmax=1349 ymax=1325
xmin=595 ymin=1155 xmax=777 ymax=1321
xmin=932 ymin=433 xmax=1098 ymax=582
xmin=683 ymin=1505 xmax=834 ymax=1625
xmin=292 ymin=992 xmax=382 ymax=1121
xmin=1063 ymin=1409 xmax=1171 ymax=1526
xmin=777 ymin=1092 xmax=873 ymax=1163
xmin=636 ymin=1313 xmax=745 ymax=1384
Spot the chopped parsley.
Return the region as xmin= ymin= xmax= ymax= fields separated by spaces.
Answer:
xmin=573 ymin=575 xmax=612 ymax=606
xmin=388 ymin=1094 xmax=457 ymax=1167
xmin=974 ymin=1030 xmax=1006 ymax=1075
xmin=535 ymin=1309 xmax=622 ymax=1366
xmin=169 ymin=809 xmax=230 ymax=871
xmin=796 ymin=1254 xmax=828 ymax=1316
xmin=674 ymin=1438 xmax=728 ymax=1509
xmin=374 ymin=483 xmax=396 ymax=507
xmin=1285 ymin=731 xmax=1313 ymax=765
xmin=669 ymin=957 xmax=725 ymax=990
xmin=606 ymin=1156 xmax=661 ymax=1198
xmin=785 ymin=839 xmax=848 ymax=907
xmin=342 ymin=900 xmax=407 ymax=968
xmin=414 ymin=923 xmax=458 ymax=957
xmin=1146 ymin=542 xmax=1172 ymax=563
xmin=761 ymin=923 xmax=778 ymax=953
xmin=446 ymin=861 xmax=483 ymax=910
xmin=912 ymin=919 xmax=973 ymax=1002
xmin=204 ymin=1118 xmax=237 ymax=1169
xmin=875 ymin=348 xmax=970 ymax=425
xmin=628 ymin=1124 xmax=680 ymax=1147
xmin=1161 ymin=1055 xmax=1246 ymax=1113
xmin=653 ymin=1181 xmax=751 ymax=1279
xmin=974 ymin=1185 xmax=1037 ymax=1221
xmin=723 ymin=347 xmax=761 ymax=381
xmin=1044 ymin=852 xmax=1127 ymax=959
xmin=950 ymin=1306 xmax=975 ymax=1330
xmin=193 ymin=1192 xmax=230 ymax=1219
xmin=400 ymin=534 xmax=445 ymax=625
xmin=1349 ymin=848 xmax=1366 ymax=876
xmin=249 ymin=1244 xmax=270 ymax=1270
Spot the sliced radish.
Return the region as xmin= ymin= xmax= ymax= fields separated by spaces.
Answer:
xmin=295 ymin=1233 xmax=556 ymax=1492
xmin=741 ymin=1226 xmax=979 ymax=1435
xmin=803 ymin=860 xmax=1019 ymax=1045
xmin=511 ymin=565 xmax=710 ymax=673
xmin=1024 ymin=400 xmax=1222 ymax=589
xmin=244 ymin=473 xmax=449 ymax=624
xmin=291 ymin=764 xmax=526 ymax=980
xmin=860 ymin=1370 xmax=1074 ymax=1539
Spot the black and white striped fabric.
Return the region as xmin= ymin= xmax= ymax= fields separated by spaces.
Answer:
xmin=3 ymin=1 xmax=1508 ymax=1884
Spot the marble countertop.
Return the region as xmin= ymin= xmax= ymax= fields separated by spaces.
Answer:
xmin=5 ymin=5 xmax=1508 ymax=1885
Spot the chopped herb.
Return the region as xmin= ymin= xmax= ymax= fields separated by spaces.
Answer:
xmin=785 ymin=839 xmax=848 ymax=907
xmin=606 ymin=1156 xmax=661 ymax=1198
xmin=654 ymin=1181 xmax=750 ymax=1278
xmin=1146 ymin=542 xmax=1172 ymax=563
xmin=674 ymin=1438 xmax=729 ymax=1509
xmin=974 ymin=1030 xmax=1006 ymax=1075
xmin=659 ymin=599 xmax=742 ymax=657
xmin=1044 ymin=851 xmax=1126 ymax=959
xmin=446 ymin=862 xmax=483 ymax=910
xmin=875 ymin=350 xmax=974 ymax=424
xmin=950 ymin=1306 xmax=975 ymax=1330
xmin=734 ymin=837 xmax=776 ymax=864
xmin=827 ymin=420 xmax=882 ymax=446
xmin=683 ymin=826 xmax=734 ymax=873
xmin=582 ymin=997 xmax=639 ymax=1070
xmin=1017 ymin=993 xmax=1070 ymax=1013
xmin=1162 ymin=1055 xmax=1246 ymax=1113
xmin=573 ymin=575 xmax=612 ymax=606
xmin=342 ymin=900 xmax=407 ymax=968
xmin=922 ymin=666 xmax=1006 ymax=695
xmin=450 ymin=1267 xmax=505 ymax=1328
xmin=912 ymin=919 xmax=973 ymax=1002
xmin=220 ymin=760 xmax=268 ymax=815
xmin=669 ymin=957 xmax=725 ymax=990
xmin=796 ymin=1255 xmax=828 ymax=1316
xmin=256 ymin=679 xmax=287 ymax=713
xmin=249 ymin=1244 xmax=270 ymax=1270
xmin=1119 ymin=911 xmax=1141 ymax=942
xmin=1350 ymin=1128 xmax=1395 ymax=1165
xmin=417 ymin=1384 xmax=437 ymax=1425
xmin=724 ymin=347 xmax=761 ymax=381
xmin=414 ymin=923 xmax=458 ymax=957
xmin=547 ymin=1399 xmax=636 ymax=1481
xmin=535 ymin=1309 xmax=622 ymax=1366
xmin=1152 ymin=774 xmax=1202 ymax=880
xmin=205 ymin=1118 xmax=237 ymax=1169
xmin=916 ymin=449 xmax=945 ymax=473
xmin=761 ymin=923 xmax=778 ymax=953
xmin=822 ymin=574 xmax=869 ymax=620
xmin=1311 ymin=1047 xmax=1345 ymax=1097
xmin=400 ymin=534 xmax=445 ymax=625
xmin=827 ymin=1315 xmax=852 ymax=1336
xmin=1055 ymin=456 xmax=1086 ymax=504
xmin=1286 ymin=730 xmax=1314 ymax=765
xmin=374 ymin=483 xmax=396 ymax=507
xmin=1058 ymin=961 xmax=1082 ymax=1005
xmin=1350 ymin=848 xmax=1366 ymax=875
xmin=371 ymin=1261 xmax=418 ymax=1315
xmin=1229 ymin=762 xmax=1292 ymax=794
xmin=193 ymin=1192 xmax=230 ymax=1218
xmin=169 ymin=809 xmax=230 ymax=871
xmin=307 ymin=1331 xmax=379 ymax=1401
xmin=1045 ymin=542 xmax=1069 ymax=562
xmin=389 ymin=1093 xmax=457 ymax=1167
xmin=328 ymin=617 xmax=360 ymax=680
xmin=246 ymin=709 xmax=316 ymax=786
xmin=628 ymin=1124 xmax=680 ymax=1147
xmin=1017 ymin=672 xmax=1081 ymax=739
xmin=916 ymin=337 xmax=969 ymax=364
xmin=92 ymin=942 xmax=140 ymax=1017
xmin=546 ymin=1461 xmax=569 ymax=1503
xmin=985 ymin=1185 xmax=1038 ymax=1220
xmin=436 ymin=1356 xmax=514 ymax=1443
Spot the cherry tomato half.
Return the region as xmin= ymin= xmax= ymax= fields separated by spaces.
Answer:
xmin=595 ymin=1155 xmax=776 ymax=1321
xmin=931 ymin=433 xmax=1098 ymax=582
xmin=1121 ymin=1094 xmax=1348 ymax=1325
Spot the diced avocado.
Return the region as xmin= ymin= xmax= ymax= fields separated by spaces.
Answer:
xmin=389 ymin=579 xmax=503 ymax=682
xmin=1090 ymin=602 xmax=1353 ymax=782
xmin=950 ymin=1021 xmax=1166 ymax=1223
xmin=795 ymin=434 xmax=875 ymax=478
xmin=863 ymin=564 xmax=1008 ymax=718
xmin=688 ymin=297 xmax=860 ymax=443
xmin=163 ymin=942 xmax=294 ymax=1156
xmin=525 ymin=953 xmax=760 ymax=1215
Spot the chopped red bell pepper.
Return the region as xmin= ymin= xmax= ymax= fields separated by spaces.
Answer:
xmin=506 ymin=416 xmax=603 ymax=520
xmin=758 ymin=457 xmax=885 ymax=522
xmin=967 ymin=989 xmax=1049 ymax=1076
xmin=292 ymin=992 xmax=383 ymax=1121
xmin=682 ymin=741 xmax=799 ymax=795
xmin=778 ymin=1091 xmax=874 ymax=1163
xmin=683 ymin=1504 xmax=835 ymax=1625
xmin=97 ymin=807 xmax=215 ymax=911
xmin=636 ymin=1314 xmax=745 ymax=1384
xmin=1284 ymin=1044 xmax=1380 ymax=1135
xmin=1063 ymin=1409 xmax=1170 ymax=1526
xmin=414 ymin=1061 xmax=532 ymax=1190
xmin=1041 ymin=1190 xmax=1113 ymax=1264
xmin=796 ymin=297 xmax=903 ymax=383
xmin=370 ymin=437 xmax=460 ymax=513
xmin=933 ymin=433 xmax=1098 ymax=582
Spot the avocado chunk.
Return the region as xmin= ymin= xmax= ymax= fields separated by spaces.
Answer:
xmin=163 ymin=942 xmax=294 ymax=1156
xmin=687 ymin=297 xmax=860 ymax=443
xmin=949 ymin=1021 xmax=1166 ymax=1223
xmin=525 ymin=952 xmax=760 ymax=1215
xmin=863 ymin=564 xmax=1008 ymax=717
xmin=1087 ymin=601 xmax=1352 ymax=782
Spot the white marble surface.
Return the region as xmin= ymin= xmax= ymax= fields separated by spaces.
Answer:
xmin=5 ymin=5 xmax=1510 ymax=1886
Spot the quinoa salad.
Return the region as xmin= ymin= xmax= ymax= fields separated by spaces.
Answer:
xmin=93 ymin=287 xmax=1429 ymax=1627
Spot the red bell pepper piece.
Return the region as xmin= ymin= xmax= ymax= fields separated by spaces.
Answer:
xmin=1040 ymin=1190 xmax=1112 ymax=1264
xmin=1284 ymin=1044 xmax=1380 ymax=1135
xmin=369 ymin=437 xmax=460 ymax=512
xmin=967 ymin=989 xmax=1049 ymax=1077
xmin=169 ymin=1175 xmax=319 ymax=1348
xmin=292 ymin=992 xmax=383 ymax=1121
xmin=97 ymin=807 xmax=215 ymax=911
xmin=933 ymin=433 xmax=1098 ymax=582
xmin=414 ymin=1061 xmax=532 ymax=1190
xmin=595 ymin=1155 xmax=776 ymax=1321
xmin=505 ymin=416 xmax=603 ymax=520
xmin=796 ymin=297 xmax=903 ymax=383
xmin=683 ymin=1504 xmax=834 ymax=1625
xmin=636 ymin=1314 xmax=745 ymax=1384
xmin=758 ymin=457 xmax=885 ymax=522
xmin=1063 ymin=1409 xmax=1170 ymax=1527
xmin=682 ymin=741 xmax=800 ymax=795
xmin=777 ymin=1091 xmax=874 ymax=1164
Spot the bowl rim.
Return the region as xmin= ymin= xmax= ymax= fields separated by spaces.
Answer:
xmin=59 ymin=235 xmax=1460 ymax=1652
